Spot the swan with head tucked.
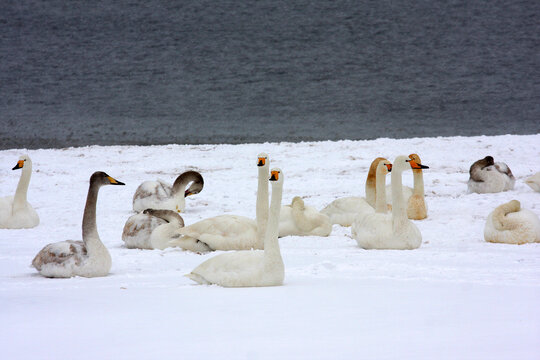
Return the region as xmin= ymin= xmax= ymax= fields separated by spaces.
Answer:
xmin=467 ymin=156 xmax=515 ymax=193
xmin=279 ymin=197 xmax=332 ymax=237
xmin=525 ymin=172 xmax=540 ymax=192
xmin=169 ymin=153 xmax=270 ymax=251
xmin=0 ymin=155 xmax=39 ymax=229
xmin=186 ymin=168 xmax=284 ymax=287
xmin=321 ymin=157 xmax=387 ymax=227
xmin=484 ymin=200 xmax=540 ymax=244
xmin=132 ymin=170 xmax=204 ymax=213
xmin=352 ymin=156 xmax=427 ymax=250
xmin=31 ymin=172 xmax=124 ymax=278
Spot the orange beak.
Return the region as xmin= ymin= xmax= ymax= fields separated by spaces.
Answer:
xmin=408 ymin=160 xmax=429 ymax=169
xmin=270 ymin=170 xmax=279 ymax=181
xmin=258 ymin=158 xmax=266 ymax=166
xmin=12 ymin=160 xmax=24 ymax=170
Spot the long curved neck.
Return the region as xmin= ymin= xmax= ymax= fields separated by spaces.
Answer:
xmin=492 ymin=201 xmax=520 ymax=231
xmin=256 ymin=166 xmax=269 ymax=244
xmin=264 ymin=181 xmax=283 ymax=266
xmin=391 ymin=167 xmax=408 ymax=230
xmin=412 ymin=170 xmax=425 ymax=196
xmin=374 ymin=167 xmax=387 ymax=214
xmin=82 ymin=180 xmax=102 ymax=251
xmin=13 ymin=165 xmax=31 ymax=211
xmin=365 ymin=168 xmax=377 ymax=208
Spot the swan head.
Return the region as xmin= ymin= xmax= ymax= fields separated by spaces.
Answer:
xmin=91 ymin=171 xmax=125 ymax=186
xmin=12 ymin=154 xmax=31 ymax=170
xmin=408 ymin=154 xmax=427 ymax=172
xmin=269 ymin=168 xmax=283 ymax=184
xmin=377 ymin=159 xmax=392 ymax=175
xmin=393 ymin=155 xmax=429 ymax=172
xmin=257 ymin=153 xmax=269 ymax=167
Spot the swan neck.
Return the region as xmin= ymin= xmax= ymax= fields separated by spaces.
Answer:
xmin=256 ymin=166 xmax=269 ymax=245
xmin=391 ymin=167 xmax=408 ymax=227
xmin=264 ymin=181 xmax=283 ymax=266
xmin=13 ymin=164 xmax=31 ymax=211
xmin=375 ymin=167 xmax=387 ymax=213
xmin=82 ymin=180 xmax=102 ymax=250
xmin=365 ymin=169 xmax=377 ymax=208
xmin=413 ymin=170 xmax=425 ymax=196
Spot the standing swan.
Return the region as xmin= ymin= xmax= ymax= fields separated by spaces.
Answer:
xmin=352 ymin=156 xmax=427 ymax=250
xmin=132 ymin=170 xmax=204 ymax=213
xmin=321 ymin=157 xmax=387 ymax=227
xmin=170 ymin=153 xmax=270 ymax=251
xmin=484 ymin=200 xmax=540 ymax=244
xmin=31 ymin=172 xmax=124 ymax=278
xmin=186 ymin=168 xmax=284 ymax=287
xmin=279 ymin=197 xmax=332 ymax=237
xmin=0 ymin=155 xmax=39 ymax=229
xmin=467 ymin=156 xmax=515 ymax=193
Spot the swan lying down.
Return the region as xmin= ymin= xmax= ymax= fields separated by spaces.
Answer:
xmin=0 ymin=155 xmax=39 ymax=229
xmin=279 ymin=197 xmax=332 ymax=237
xmin=467 ymin=156 xmax=515 ymax=194
xmin=32 ymin=172 xmax=124 ymax=278
xmin=484 ymin=200 xmax=540 ymax=244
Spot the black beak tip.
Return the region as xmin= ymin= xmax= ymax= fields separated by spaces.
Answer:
xmin=115 ymin=181 xmax=126 ymax=185
xmin=421 ymin=165 xmax=429 ymax=169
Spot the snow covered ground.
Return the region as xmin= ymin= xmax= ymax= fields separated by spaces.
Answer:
xmin=1 ymin=134 xmax=539 ymax=360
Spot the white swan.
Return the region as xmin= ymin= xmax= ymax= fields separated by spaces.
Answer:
xmin=352 ymin=156 xmax=427 ymax=250
xmin=186 ymin=168 xmax=284 ymax=287
xmin=279 ymin=197 xmax=332 ymax=237
xmin=467 ymin=156 xmax=515 ymax=193
xmin=484 ymin=200 xmax=540 ymax=244
xmin=525 ymin=172 xmax=540 ymax=192
xmin=321 ymin=157 xmax=387 ymax=227
xmin=406 ymin=153 xmax=428 ymax=220
xmin=31 ymin=172 xmax=125 ymax=278
xmin=0 ymin=155 xmax=39 ymax=229
xmin=170 ymin=153 xmax=270 ymax=251
xmin=132 ymin=170 xmax=204 ymax=213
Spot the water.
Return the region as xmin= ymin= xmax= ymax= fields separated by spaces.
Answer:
xmin=1 ymin=0 xmax=539 ymax=149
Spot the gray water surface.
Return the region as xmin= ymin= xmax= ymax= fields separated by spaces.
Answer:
xmin=1 ymin=0 xmax=539 ymax=149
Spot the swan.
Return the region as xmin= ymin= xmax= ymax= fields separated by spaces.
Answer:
xmin=170 ymin=153 xmax=269 ymax=251
xmin=279 ymin=197 xmax=332 ymax=237
xmin=467 ymin=156 xmax=515 ymax=193
xmin=0 ymin=155 xmax=39 ymax=229
xmin=525 ymin=172 xmax=540 ymax=192
xmin=384 ymin=153 xmax=428 ymax=212
xmin=132 ymin=170 xmax=204 ymax=213
xmin=484 ymin=200 xmax=540 ymax=244
xmin=321 ymin=157 xmax=387 ymax=227
xmin=186 ymin=168 xmax=284 ymax=287
xmin=406 ymin=153 xmax=428 ymax=220
xmin=352 ymin=156 xmax=427 ymax=250
xmin=31 ymin=172 xmax=124 ymax=278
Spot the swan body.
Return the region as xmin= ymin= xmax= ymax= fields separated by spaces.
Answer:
xmin=484 ymin=200 xmax=540 ymax=244
xmin=352 ymin=156 xmax=426 ymax=250
xmin=0 ymin=155 xmax=39 ymax=229
xmin=121 ymin=209 xmax=198 ymax=250
xmin=468 ymin=156 xmax=515 ymax=193
xmin=32 ymin=172 xmax=124 ymax=278
xmin=132 ymin=171 xmax=204 ymax=212
xmin=321 ymin=157 xmax=387 ymax=226
xmin=525 ymin=172 xmax=540 ymax=192
xmin=187 ymin=168 xmax=284 ymax=287
xmin=170 ymin=153 xmax=270 ymax=251
xmin=279 ymin=197 xmax=332 ymax=237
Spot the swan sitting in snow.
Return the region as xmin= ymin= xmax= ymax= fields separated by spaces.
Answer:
xmin=467 ymin=156 xmax=515 ymax=194
xmin=170 ymin=153 xmax=270 ymax=251
xmin=525 ymin=172 xmax=540 ymax=192
xmin=122 ymin=209 xmax=210 ymax=251
xmin=186 ymin=168 xmax=284 ymax=287
xmin=279 ymin=197 xmax=332 ymax=237
xmin=31 ymin=172 xmax=124 ymax=278
xmin=0 ymin=155 xmax=39 ymax=229
xmin=484 ymin=200 xmax=540 ymax=245
xmin=352 ymin=156 xmax=427 ymax=250
xmin=132 ymin=170 xmax=204 ymax=213
xmin=321 ymin=157 xmax=387 ymax=226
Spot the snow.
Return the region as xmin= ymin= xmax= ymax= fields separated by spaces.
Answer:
xmin=1 ymin=134 xmax=539 ymax=360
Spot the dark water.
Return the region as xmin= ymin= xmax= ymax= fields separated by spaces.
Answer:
xmin=1 ymin=0 xmax=539 ymax=149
